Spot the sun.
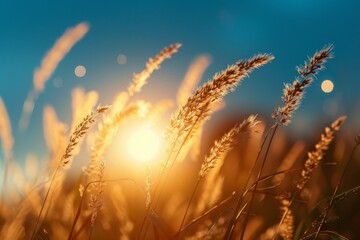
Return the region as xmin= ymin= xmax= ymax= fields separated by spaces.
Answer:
xmin=127 ymin=126 xmax=160 ymax=163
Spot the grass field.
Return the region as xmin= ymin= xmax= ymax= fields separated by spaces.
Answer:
xmin=0 ymin=23 xmax=359 ymax=240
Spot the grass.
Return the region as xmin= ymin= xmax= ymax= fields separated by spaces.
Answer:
xmin=0 ymin=28 xmax=359 ymax=240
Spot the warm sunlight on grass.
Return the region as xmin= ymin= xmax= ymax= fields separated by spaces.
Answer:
xmin=1 ymin=32 xmax=359 ymax=239
xmin=127 ymin=126 xmax=160 ymax=163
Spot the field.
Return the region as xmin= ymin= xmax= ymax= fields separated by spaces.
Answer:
xmin=0 ymin=22 xmax=360 ymax=240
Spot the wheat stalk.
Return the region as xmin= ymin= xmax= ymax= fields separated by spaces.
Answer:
xmin=163 ymin=54 xmax=273 ymax=172
xmin=145 ymin=165 xmax=152 ymax=210
xmin=273 ymin=116 xmax=346 ymax=240
xmin=279 ymin=199 xmax=294 ymax=240
xmin=199 ymin=115 xmax=260 ymax=178
xmin=138 ymin=53 xmax=272 ymax=239
xmin=296 ymin=116 xmax=346 ymax=190
xmin=127 ymin=43 xmax=181 ymax=96
xmin=273 ymin=45 xmax=333 ymax=125
xmin=176 ymin=54 xmax=212 ymax=106
xmin=178 ymin=115 xmax=260 ymax=233
xmin=228 ymin=46 xmax=333 ymax=240
xmin=30 ymin=105 xmax=108 ymax=240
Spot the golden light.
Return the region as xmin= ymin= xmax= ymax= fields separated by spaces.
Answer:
xmin=127 ymin=126 xmax=160 ymax=163
xmin=74 ymin=65 xmax=86 ymax=77
xmin=321 ymin=80 xmax=334 ymax=93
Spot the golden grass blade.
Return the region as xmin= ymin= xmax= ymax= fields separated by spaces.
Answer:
xmin=128 ymin=43 xmax=181 ymax=96
xmin=296 ymin=116 xmax=346 ymax=190
xmin=19 ymin=22 xmax=89 ymax=131
xmin=229 ymin=46 xmax=333 ymax=240
xmin=0 ymin=97 xmax=14 ymax=195
xmin=141 ymin=54 xmax=272 ymax=239
xmin=43 ymin=105 xmax=67 ymax=156
xmin=273 ymin=45 xmax=333 ymax=125
xmin=279 ymin=199 xmax=295 ymax=240
xmin=165 ymin=54 xmax=273 ymax=170
xmin=273 ymin=116 xmax=346 ymax=240
xmin=199 ymin=115 xmax=260 ymax=178
xmin=110 ymin=92 xmax=130 ymax=116
xmin=31 ymin=106 xmax=108 ymax=240
xmin=0 ymin=97 xmax=13 ymax=165
xmin=179 ymin=115 xmax=260 ymax=232
xmin=71 ymin=88 xmax=99 ymax=133
xmin=176 ymin=54 xmax=212 ymax=106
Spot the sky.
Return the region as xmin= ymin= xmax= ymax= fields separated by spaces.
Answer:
xmin=0 ymin=0 xmax=360 ymax=162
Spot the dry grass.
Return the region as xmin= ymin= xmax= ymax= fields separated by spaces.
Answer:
xmin=19 ymin=22 xmax=89 ymax=131
xmin=0 ymin=29 xmax=360 ymax=240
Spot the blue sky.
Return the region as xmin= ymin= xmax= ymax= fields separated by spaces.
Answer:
xmin=0 ymin=0 xmax=359 ymax=161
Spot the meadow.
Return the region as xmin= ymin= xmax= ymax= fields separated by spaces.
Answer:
xmin=0 ymin=22 xmax=359 ymax=240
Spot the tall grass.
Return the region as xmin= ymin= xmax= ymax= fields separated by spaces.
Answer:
xmin=0 ymin=27 xmax=359 ymax=240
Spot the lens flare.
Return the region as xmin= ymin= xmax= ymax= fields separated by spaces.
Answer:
xmin=127 ymin=127 xmax=160 ymax=163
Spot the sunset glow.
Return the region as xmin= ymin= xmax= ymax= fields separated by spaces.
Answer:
xmin=1 ymin=2 xmax=359 ymax=238
xmin=127 ymin=126 xmax=160 ymax=163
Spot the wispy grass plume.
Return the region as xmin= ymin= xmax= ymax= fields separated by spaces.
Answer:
xmin=179 ymin=115 xmax=260 ymax=233
xmin=274 ymin=116 xmax=346 ymax=240
xmin=296 ymin=116 xmax=346 ymax=190
xmin=19 ymin=22 xmax=89 ymax=131
xmin=228 ymin=45 xmax=333 ymax=240
xmin=176 ymin=54 xmax=212 ymax=106
xmin=165 ymin=54 xmax=274 ymax=170
xmin=273 ymin=45 xmax=333 ymax=125
xmin=0 ymin=98 xmax=14 ymax=189
xmin=31 ymin=106 xmax=108 ymax=240
xmin=127 ymin=43 xmax=181 ymax=96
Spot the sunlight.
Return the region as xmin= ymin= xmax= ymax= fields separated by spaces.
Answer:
xmin=127 ymin=126 xmax=160 ymax=163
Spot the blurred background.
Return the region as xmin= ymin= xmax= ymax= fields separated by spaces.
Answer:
xmin=1 ymin=0 xmax=360 ymax=163
xmin=1 ymin=1 xmax=360 ymax=239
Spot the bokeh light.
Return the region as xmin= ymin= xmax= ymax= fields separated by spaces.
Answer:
xmin=117 ymin=54 xmax=127 ymax=65
xmin=74 ymin=65 xmax=86 ymax=77
xmin=321 ymin=79 xmax=334 ymax=93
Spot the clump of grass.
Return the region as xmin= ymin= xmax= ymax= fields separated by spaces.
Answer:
xmin=274 ymin=116 xmax=346 ymax=240
xmin=179 ymin=115 xmax=260 ymax=233
xmin=30 ymin=105 xmax=109 ymax=240
xmin=225 ymin=45 xmax=334 ymax=240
